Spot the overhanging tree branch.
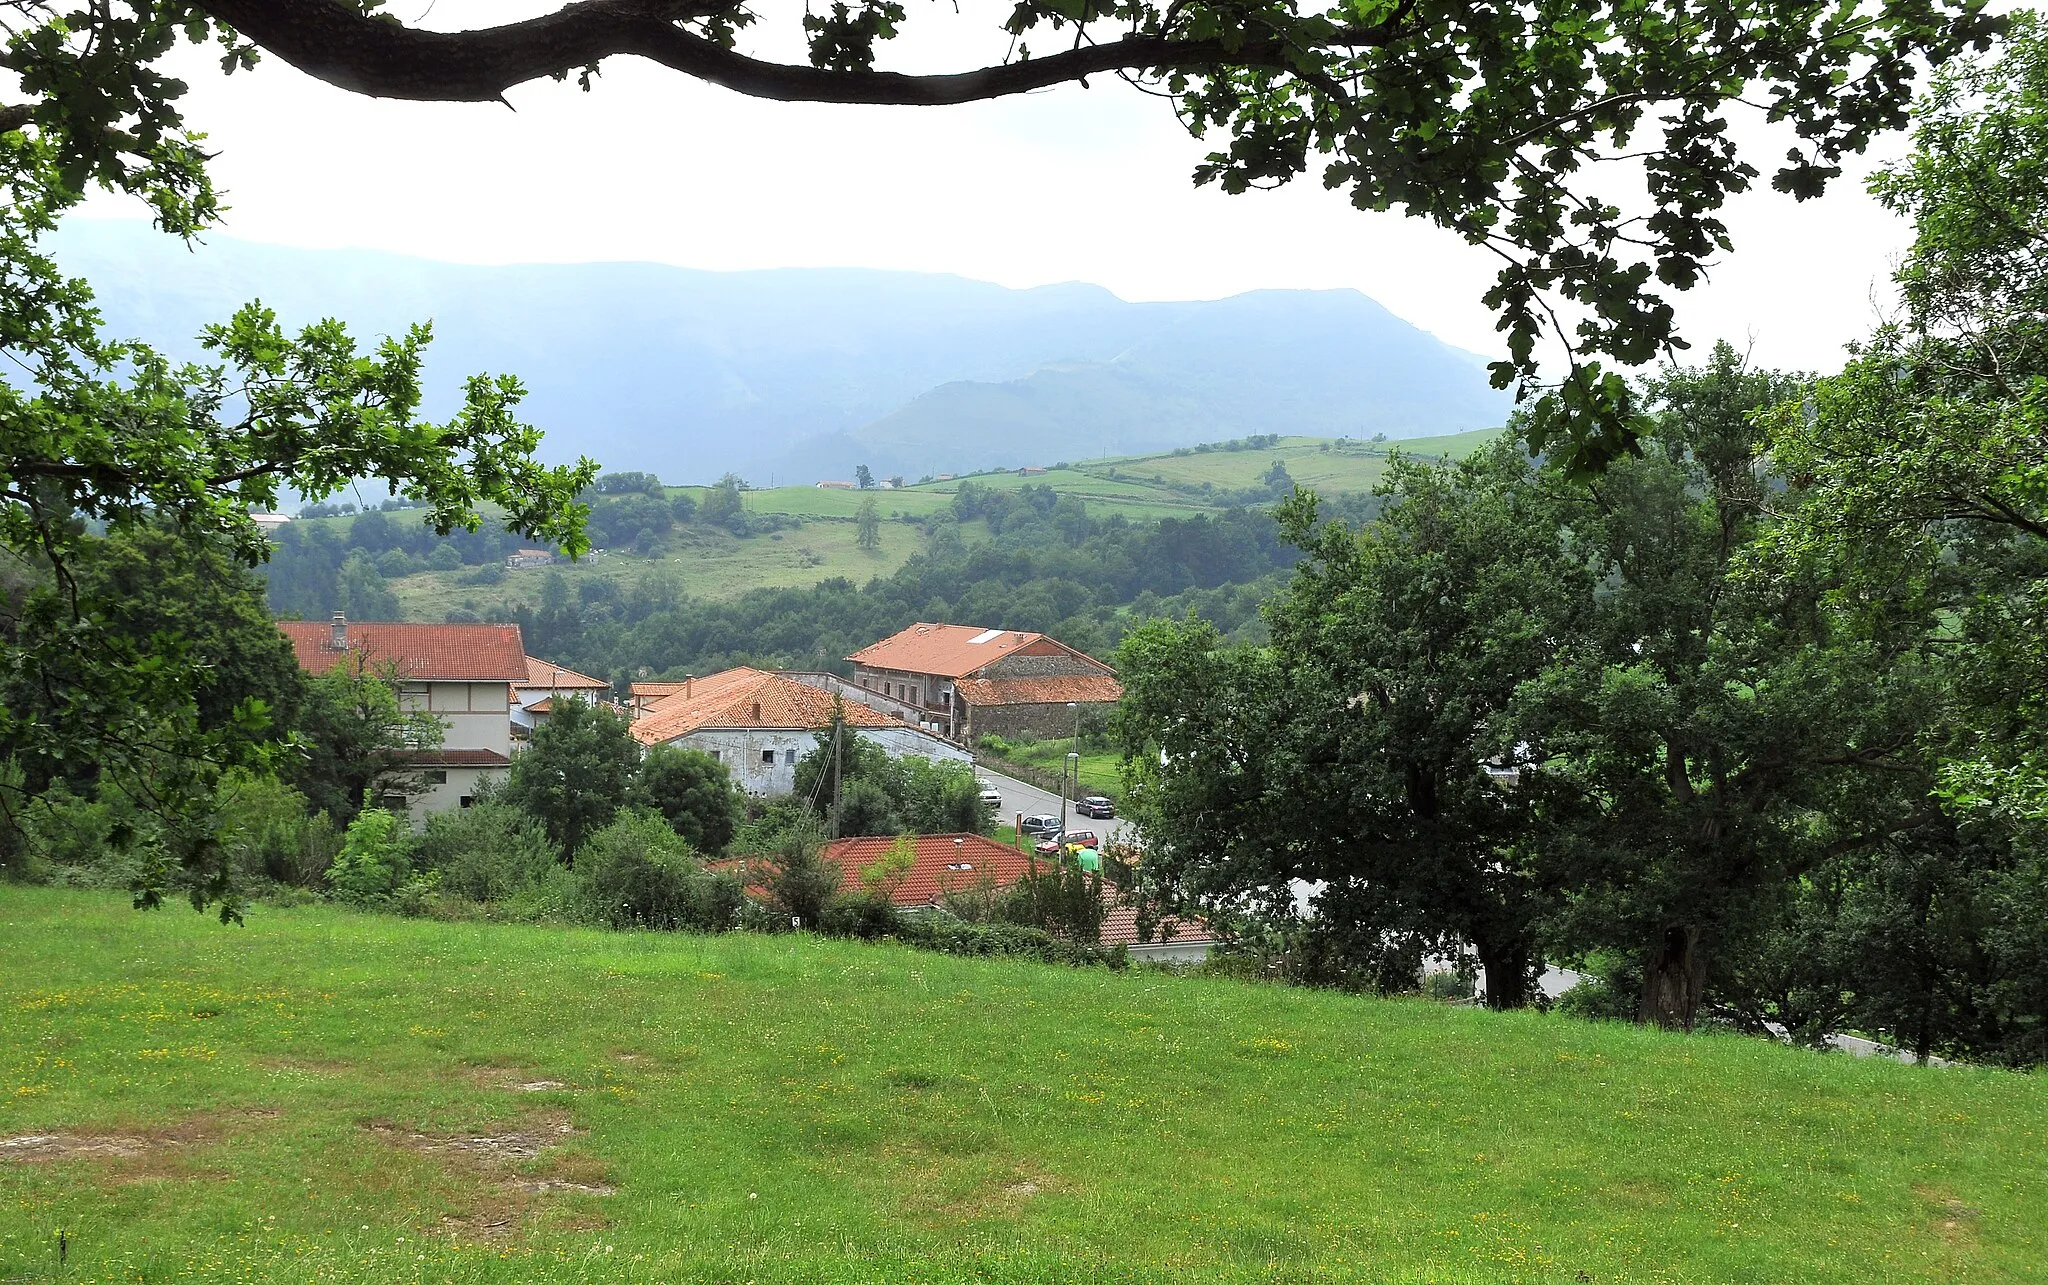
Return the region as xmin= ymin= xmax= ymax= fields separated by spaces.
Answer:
xmin=193 ymin=0 xmax=1405 ymax=105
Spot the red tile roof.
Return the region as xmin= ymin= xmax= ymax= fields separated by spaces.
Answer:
xmin=403 ymin=748 xmax=514 ymax=768
xmin=278 ymin=619 xmax=527 ymax=681
xmin=823 ymin=833 xmax=1039 ymax=907
xmin=631 ymin=667 xmax=898 ymax=746
xmin=954 ymin=675 xmax=1124 ymax=707
xmin=519 ymin=656 xmax=611 ymax=691
xmin=629 ymin=681 xmax=690 ymax=700
xmin=1097 ymin=899 xmax=1218 ymax=951
xmin=848 ymin=623 xmax=1050 ymax=679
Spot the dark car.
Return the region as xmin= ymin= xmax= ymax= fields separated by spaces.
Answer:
xmin=1074 ymin=796 xmax=1116 ymax=819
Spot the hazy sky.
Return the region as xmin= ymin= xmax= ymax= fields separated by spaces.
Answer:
xmin=78 ymin=3 xmax=1913 ymax=370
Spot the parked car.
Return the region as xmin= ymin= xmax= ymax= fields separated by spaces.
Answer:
xmin=1074 ymin=795 xmax=1115 ymax=819
xmin=1019 ymin=813 xmax=1063 ymax=837
xmin=977 ymin=779 xmax=1003 ymax=809
xmin=1034 ymin=829 xmax=1102 ymax=856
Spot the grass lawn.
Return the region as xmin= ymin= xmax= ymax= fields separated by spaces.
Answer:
xmin=3 ymin=889 xmax=2042 ymax=1283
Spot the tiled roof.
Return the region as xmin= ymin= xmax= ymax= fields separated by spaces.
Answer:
xmin=823 ymin=833 xmax=1039 ymax=907
xmin=848 ymin=623 xmax=1048 ymax=678
xmin=954 ymin=675 xmax=1124 ymax=707
xmin=278 ymin=619 xmax=527 ymax=681
xmin=629 ymin=681 xmax=690 ymax=700
xmin=1097 ymin=899 xmax=1218 ymax=951
xmin=519 ymin=656 xmax=611 ymax=690
xmin=404 ymin=748 xmax=513 ymax=768
xmin=631 ymin=667 xmax=898 ymax=746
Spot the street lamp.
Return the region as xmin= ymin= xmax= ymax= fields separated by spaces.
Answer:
xmin=1060 ymin=750 xmax=1079 ymax=838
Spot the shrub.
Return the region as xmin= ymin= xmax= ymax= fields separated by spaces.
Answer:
xmin=573 ymin=809 xmax=740 ymax=931
xmin=894 ymin=913 xmax=1119 ymax=967
xmin=414 ymin=800 xmax=561 ymax=901
xmin=327 ymin=807 xmax=412 ymax=905
xmin=217 ymin=771 xmax=315 ymax=885
xmin=765 ymin=820 xmax=839 ymax=930
xmin=819 ymin=891 xmax=899 ymax=939
xmin=1422 ymin=969 xmax=1475 ymax=1002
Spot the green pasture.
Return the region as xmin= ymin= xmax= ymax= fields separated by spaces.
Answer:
xmin=3 ymin=888 xmax=2041 ymax=1283
xmin=1085 ymin=430 xmax=1505 ymax=494
xmin=389 ymin=518 xmax=924 ymax=617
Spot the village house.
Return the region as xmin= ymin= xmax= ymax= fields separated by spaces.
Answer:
xmin=629 ymin=667 xmax=971 ymax=795
xmin=511 ymin=655 xmax=613 ymax=739
xmin=506 ymin=548 xmax=556 ymax=569
xmin=728 ymin=833 xmax=1218 ymax=961
xmin=847 ymin=623 xmax=1122 ymax=742
xmin=278 ymin=614 xmax=525 ymax=819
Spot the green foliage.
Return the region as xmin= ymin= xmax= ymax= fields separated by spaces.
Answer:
xmin=631 ymin=745 xmax=739 ymax=855
xmin=794 ymin=723 xmax=986 ymax=838
xmin=764 ymin=819 xmax=839 ymax=930
xmin=501 ymin=699 xmax=639 ymax=855
xmin=289 ymin=665 xmax=443 ymax=824
xmin=413 ymin=799 xmax=562 ymax=903
xmin=572 ymin=808 xmax=741 ymax=932
xmin=326 ymin=807 xmax=412 ymax=906
xmin=996 ymin=855 xmax=1106 ymax=945
xmin=215 ymin=771 xmax=319 ymax=886
xmin=855 ymin=495 xmax=881 ymax=551
xmin=0 ymin=24 xmax=596 ymax=914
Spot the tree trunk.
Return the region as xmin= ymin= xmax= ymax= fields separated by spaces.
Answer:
xmin=1639 ymin=924 xmax=1706 ymax=1030
xmin=1475 ymin=934 xmax=1534 ymax=1010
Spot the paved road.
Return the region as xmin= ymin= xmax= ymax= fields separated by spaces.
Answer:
xmin=972 ymin=764 xmax=1135 ymax=845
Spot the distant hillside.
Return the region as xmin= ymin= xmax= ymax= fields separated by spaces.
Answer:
xmin=50 ymin=220 xmax=1509 ymax=482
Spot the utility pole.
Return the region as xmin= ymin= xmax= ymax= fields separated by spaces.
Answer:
xmin=829 ymin=717 xmax=843 ymax=840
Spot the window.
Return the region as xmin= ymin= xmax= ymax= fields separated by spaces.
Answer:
xmin=458 ymin=795 xmax=474 ymax=809
xmin=377 ymin=792 xmax=408 ymax=812
xmin=423 ymin=769 xmax=448 ymax=785
xmin=707 ymin=749 xmax=721 ymax=762
xmin=860 ymin=679 xmax=869 ymax=689
xmin=761 ymin=749 xmax=776 ymax=765
xmin=783 ymin=748 xmax=797 ymax=766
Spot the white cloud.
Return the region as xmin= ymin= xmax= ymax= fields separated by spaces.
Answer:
xmin=77 ymin=4 xmax=1910 ymax=373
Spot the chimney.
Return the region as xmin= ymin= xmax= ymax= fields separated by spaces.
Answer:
xmin=750 ymin=701 xmax=762 ymax=721
xmin=330 ymin=612 xmax=348 ymax=651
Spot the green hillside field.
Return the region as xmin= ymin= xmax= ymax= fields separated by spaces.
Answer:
xmin=1076 ymin=429 xmax=1506 ymax=494
xmin=2 ymin=888 xmax=2041 ymax=1283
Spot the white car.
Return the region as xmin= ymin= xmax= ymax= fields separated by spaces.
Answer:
xmin=977 ymin=780 xmax=1003 ymax=809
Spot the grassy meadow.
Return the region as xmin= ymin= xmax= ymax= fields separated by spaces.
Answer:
xmin=3 ymin=888 xmax=2042 ymax=1283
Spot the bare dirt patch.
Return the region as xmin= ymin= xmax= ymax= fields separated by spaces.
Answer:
xmin=2 ymin=1114 xmax=222 ymax=1164
xmin=1915 ymin=1184 xmax=1983 ymax=1243
xmin=462 ymin=1065 xmax=575 ymax=1093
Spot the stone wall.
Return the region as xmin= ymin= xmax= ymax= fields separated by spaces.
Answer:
xmin=979 ymin=651 xmax=1110 ymax=680
xmin=968 ymin=700 xmax=1115 ymax=741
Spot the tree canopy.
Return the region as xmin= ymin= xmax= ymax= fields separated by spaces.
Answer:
xmin=0 ymin=0 xmax=2001 ymax=471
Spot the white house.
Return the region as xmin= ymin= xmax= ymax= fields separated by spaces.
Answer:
xmin=511 ymin=655 xmax=613 ymax=739
xmin=278 ymin=614 xmax=527 ymax=820
xmin=629 ymin=667 xmax=972 ymax=796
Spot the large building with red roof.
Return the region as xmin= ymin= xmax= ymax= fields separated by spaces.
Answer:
xmin=629 ymin=667 xmax=971 ymax=796
xmin=847 ymin=623 xmax=1121 ymax=741
xmin=278 ymin=613 xmax=530 ymax=818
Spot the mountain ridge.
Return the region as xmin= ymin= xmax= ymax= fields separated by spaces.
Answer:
xmin=49 ymin=219 xmax=1509 ymax=481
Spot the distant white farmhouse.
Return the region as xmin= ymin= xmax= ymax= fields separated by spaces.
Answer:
xmin=278 ymin=614 xmax=526 ymax=819
xmin=629 ymin=667 xmax=970 ymax=795
xmin=506 ymin=548 xmax=556 ymax=569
